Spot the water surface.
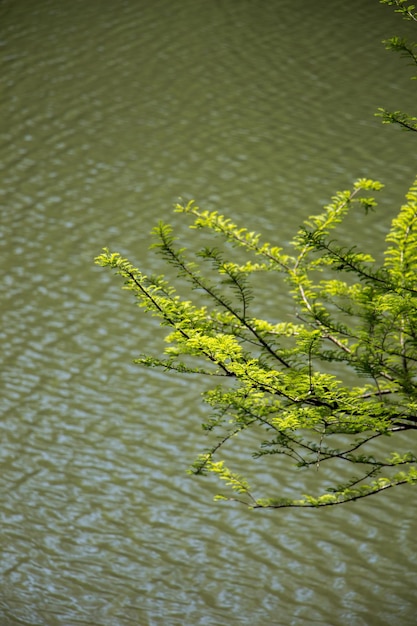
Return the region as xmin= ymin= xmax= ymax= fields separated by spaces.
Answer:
xmin=1 ymin=1 xmax=416 ymax=625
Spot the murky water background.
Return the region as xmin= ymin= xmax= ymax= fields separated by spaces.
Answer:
xmin=1 ymin=1 xmax=417 ymax=625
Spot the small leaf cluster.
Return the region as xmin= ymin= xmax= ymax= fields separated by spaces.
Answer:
xmin=376 ymin=2 xmax=417 ymax=131
xmin=380 ymin=0 xmax=417 ymax=21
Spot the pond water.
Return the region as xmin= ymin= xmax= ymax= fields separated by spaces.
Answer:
xmin=1 ymin=1 xmax=416 ymax=625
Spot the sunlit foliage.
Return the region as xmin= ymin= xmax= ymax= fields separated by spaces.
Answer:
xmin=95 ymin=2 xmax=417 ymax=509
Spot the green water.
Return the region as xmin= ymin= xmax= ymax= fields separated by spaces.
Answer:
xmin=1 ymin=1 xmax=416 ymax=625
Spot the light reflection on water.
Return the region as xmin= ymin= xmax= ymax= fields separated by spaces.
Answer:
xmin=1 ymin=0 xmax=417 ymax=624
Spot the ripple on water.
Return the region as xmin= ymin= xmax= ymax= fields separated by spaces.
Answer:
xmin=1 ymin=0 xmax=417 ymax=624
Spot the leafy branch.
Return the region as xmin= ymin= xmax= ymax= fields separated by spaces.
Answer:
xmin=94 ymin=1 xmax=417 ymax=509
